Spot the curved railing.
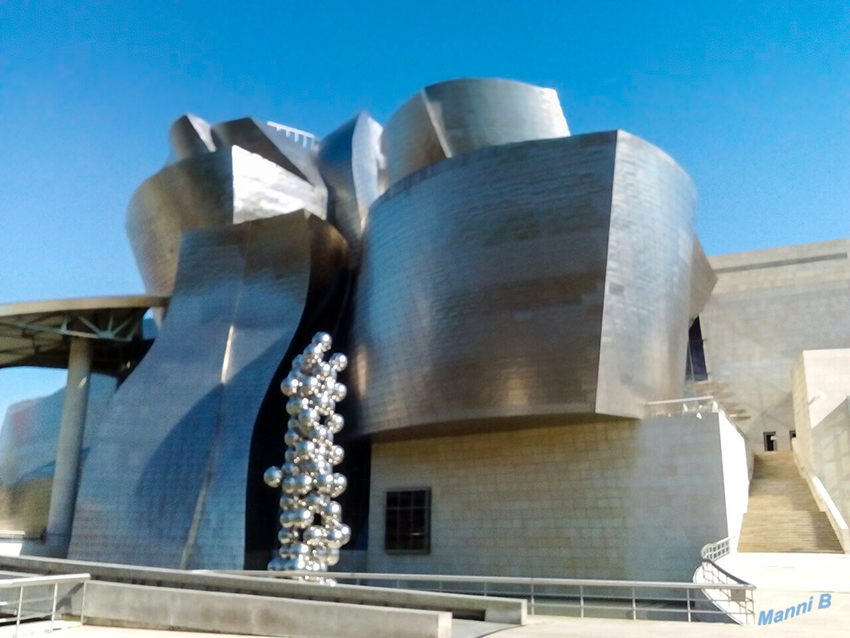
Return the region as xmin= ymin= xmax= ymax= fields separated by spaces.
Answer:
xmin=693 ymin=536 xmax=755 ymax=625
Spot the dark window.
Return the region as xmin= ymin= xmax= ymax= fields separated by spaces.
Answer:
xmin=764 ymin=431 xmax=777 ymax=452
xmin=790 ymin=430 xmax=797 ymax=443
xmin=385 ymin=489 xmax=430 ymax=553
xmin=686 ymin=317 xmax=708 ymax=382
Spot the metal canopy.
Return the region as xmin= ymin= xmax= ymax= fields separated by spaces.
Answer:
xmin=0 ymin=295 xmax=167 ymax=375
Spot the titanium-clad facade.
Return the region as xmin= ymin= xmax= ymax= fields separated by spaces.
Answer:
xmin=127 ymin=117 xmax=326 ymax=297
xmin=317 ymin=113 xmax=383 ymax=261
xmin=69 ymin=214 xmax=350 ymax=568
xmin=353 ymin=130 xmax=697 ymax=436
xmin=3 ymin=77 xmax=755 ymax=576
xmin=380 ymin=78 xmax=570 ymax=191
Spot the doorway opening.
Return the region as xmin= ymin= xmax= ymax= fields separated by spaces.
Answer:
xmin=764 ymin=431 xmax=777 ymax=452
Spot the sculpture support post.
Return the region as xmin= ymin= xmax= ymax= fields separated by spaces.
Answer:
xmin=264 ymin=332 xmax=351 ymax=579
xmin=46 ymin=336 xmax=93 ymax=553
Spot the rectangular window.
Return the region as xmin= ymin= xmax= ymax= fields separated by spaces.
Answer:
xmin=385 ymin=488 xmax=431 ymax=553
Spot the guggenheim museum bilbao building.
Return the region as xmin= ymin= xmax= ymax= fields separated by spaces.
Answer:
xmin=1 ymin=78 xmax=848 ymax=582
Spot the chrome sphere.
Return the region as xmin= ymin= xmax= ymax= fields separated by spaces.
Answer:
xmin=304 ymin=492 xmax=327 ymax=513
xmin=281 ymin=476 xmax=298 ymax=495
xmin=293 ymin=508 xmax=314 ymax=528
xmin=312 ymin=332 xmax=333 ymax=352
xmin=263 ymin=466 xmax=282 ymax=488
xmin=326 ymin=547 xmax=340 ymax=566
xmin=284 ymin=428 xmax=300 ymax=447
xmin=303 ymin=344 xmax=324 ymax=363
xmin=293 ymin=474 xmax=314 ymax=495
xmin=296 ymin=375 xmax=320 ymax=398
xmin=339 ymin=524 xmax=351 ymax=545
xmin=284 ymin=449 xmax=297 ymax=463
xmin=280 ymin=377 xmax=300 ymax=397
xmin=291 ymin=354 xmax=307 ymax=371
xmin=327 ymin=413 xmax=344 ymax=434
xmin=329 ymin=352 xmax=348 ymax=371
xmin=326 ymin=526 xmax=345 ymax=549
xmin=314 ymin=361 xmax=333 ymax=379
xmin=280 ymin=461 xmax=299 ymax=477
xmin=286 ymin=397 xmax=309 ymax=416
xmin=279 ymin=511 xmax=296 ymax=528
xmin=306 ymin=425 xmax=330 ymax=441
xmin=328 ymin=445 xmax=344 ymax=465
xmin=316 ymin=394 xmax=335 ymax=416
xmin=291 ymin=542 xmax=311 ymax=556
xmin=321 ymin=500 xmax=342 ymax=521
xmin=330 ymin=473 xmax=347 ymax=498
xmin=294 ymin=440 xmax=316 ymax=458
xmin=314 ymin=473 xmax=334 ymax=495
xmin=278 ymin=527 xmax=299 ymax=544
xmin=297 ymin=408 xmax=319 ymax=427
xmin=268 ymin=556 xmax=285 ymax=571
xmin=303 ymin=525 xmax=327 ymax=546
xmin=331 ymin=382 xmax=347 ymax=402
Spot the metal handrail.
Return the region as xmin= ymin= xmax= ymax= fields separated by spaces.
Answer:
xmin=242 ymin=570 xmax=754 ymax=590
xmin=221 ymin=569 xmax=754 ymax=623
xmin=0 ymin=573 xmax=89 ymax=637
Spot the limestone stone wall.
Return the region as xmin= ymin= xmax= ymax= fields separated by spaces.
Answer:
xmin=367 ymin=414 xmax=746 ymax=581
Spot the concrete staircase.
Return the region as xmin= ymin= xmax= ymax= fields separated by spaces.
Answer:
xmin=738 ymin=452 xmax=843 ymax=553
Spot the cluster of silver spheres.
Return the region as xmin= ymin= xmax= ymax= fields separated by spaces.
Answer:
xmin=264 ymin=332 xmax=351 ymax=576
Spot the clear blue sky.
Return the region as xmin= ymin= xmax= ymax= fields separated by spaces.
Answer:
xmin=0 ymin=1 xmax=848 ymax=418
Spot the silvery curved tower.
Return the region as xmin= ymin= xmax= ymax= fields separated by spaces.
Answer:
xmin=380 ymin=78 xmax=569 ymax=191
xmin=353 ymin=83 xmax=698 ymax=436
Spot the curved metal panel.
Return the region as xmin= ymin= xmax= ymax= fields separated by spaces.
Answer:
xmin=317 ymin=113 xmax=383 ymax=261
xmin=0 ymin=376 xmax=116 ymax=535
xmin=353 ymin=131 xmax=696 ymax=437
xmin=689 ymin=238 xmax=717 ymax=320
xmin=127 ymin=148 xmax=325 ymax=297
xmin=381 ymin=78 xmax=570 ymax=190
xmin=68 ymin=214 xmax=349 ymax=569
xmin=169 ymin=114 xmax=216 ymax=161
xmin=595 ymin=131 xmax=697 ymax=416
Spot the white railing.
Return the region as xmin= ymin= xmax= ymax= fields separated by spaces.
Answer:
xmin=228 ymin=570 xmax=754 ymax=623
xmin=265 ymin=121 xmax=318 ymax=149
xmin=0 ymin=573 xmax=89 ymax=636
xmin=694 ymin=537 xmax=755 ymax=625
xmin=700 ymin=535 xmax=736 ymax=562
xmin=646 ymin=396 xmax=719 ymax=419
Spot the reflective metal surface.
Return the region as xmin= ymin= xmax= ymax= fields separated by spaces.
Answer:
xmin=266 ymin=332 xmax=351 ymax=577
xmin=68 ymin=214 xmax=349 ymax=568
xmin=380 ymin=78 xmax=569 ymax=191
xmin=690 ymin=239 xmax=717 ymax=320
xmin=353 ymin=131 xmax=697 ymax=436
xmin=0 ymin=376 xmax=116 ymax=535
xmin=317 ymin=113 xmax=383 ymax=261
xmin=127 ymin=117 xmax=327 ymax=297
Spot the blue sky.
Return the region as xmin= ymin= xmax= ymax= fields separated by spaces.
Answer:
xmin=0 ymin=1 xmax=848 ymax=418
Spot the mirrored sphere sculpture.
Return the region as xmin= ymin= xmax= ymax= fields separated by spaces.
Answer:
xmin=265 ymin=331 xmax=349 ymax=580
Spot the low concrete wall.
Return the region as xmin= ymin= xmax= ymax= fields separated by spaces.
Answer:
xmin=0 ymin=555 xmax=525 ymax=624
xmin=79 ymin=581 xmax=451 ymax=638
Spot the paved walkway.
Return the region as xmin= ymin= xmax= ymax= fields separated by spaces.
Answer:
xmin=493 ymin=613 xmax=850 ymax=637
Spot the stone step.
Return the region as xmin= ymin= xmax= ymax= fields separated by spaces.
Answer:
xmin=738 ymin=511 xmax=843 ymax=553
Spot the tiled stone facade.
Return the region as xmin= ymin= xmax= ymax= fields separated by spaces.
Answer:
xmin=367 ymin=414 xmax=747 ymax=581
xmin=701 ymin=240 xmax=850 ymax=451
